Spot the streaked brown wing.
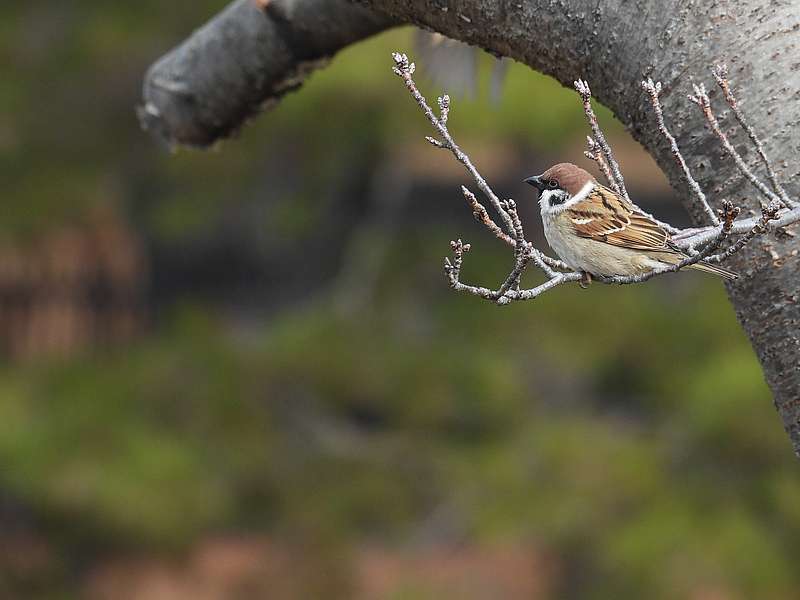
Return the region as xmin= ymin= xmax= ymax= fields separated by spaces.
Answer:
xmin=622 ymin=212 xmax=670 ymax=249
xmin=568 ymin=186 xmax=669 ymax=251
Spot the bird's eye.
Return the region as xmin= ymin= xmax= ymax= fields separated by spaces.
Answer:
xmin=548 ymin=180 xmax=558 ymax=188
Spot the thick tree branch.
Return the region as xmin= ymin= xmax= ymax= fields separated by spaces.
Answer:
xmin=138 ymin=0 xmax=394 ymax=147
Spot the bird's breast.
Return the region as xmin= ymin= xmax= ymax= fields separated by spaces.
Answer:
xmin=542 ymin=213 xmax=656 ymax=277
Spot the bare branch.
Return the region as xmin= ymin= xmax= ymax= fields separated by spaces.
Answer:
xmin=497 ymin=272 xmax=584 ymax=304
xmin=394 ymin=52 xmax=799 ymax=306
xmin=674 ymin=204 xmax=800 ymax=248
xmin=443 ymin=236 xmax=578 ymax=304
xmin=425 ymin=136 xmax=445 ymax=148
xmin=574 ymin=79 xmax=629 ymax=201
xmin=642 ymin=78 xmax=720 ymax=225
xmin=394 ymin=52 xmax=562 ymax=303
xmin=705 ymin=201 xmax=782 ymax=263
xmin=535 ymin=251 xmax=571 ymax=272
xmin=438 ymin=94 xmax=451 ymax=125
xmin=584 ymin=136 xmax=616 ymax=188
xmin=462 ymin=186 xmax=516 ymax=248
xmin=139 ymin=0 xmax=394 ymax=147
xmin=711 ymin=65 xmax=796 ymax=209
xmin=689 ymin=83 xmax=786 ymax=209
xmin=392 ymin=53 xmax=517 ymax=239
xmin=496 ymin=247 xmax=533 ymax=298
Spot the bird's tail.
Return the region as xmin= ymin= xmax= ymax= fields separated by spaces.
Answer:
xmin=688 ymin=261 xmax=738 ymax=280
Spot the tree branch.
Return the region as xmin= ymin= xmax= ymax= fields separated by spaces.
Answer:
xmin=582 ymin=86 xmax=682 ymax=235
xmin=642 ymin=79 xmax=720 ymax=226
xmin=688 ymin=84 xmax=789 ymax=211
xmin=392 ymin=53 xmax=562 ymax=288
xmin=392 ymin=54 xmax=517 ymax=241
xmin=673 ymin=204 xmax=800 ymax=248
xmin=711 ymin=65 xmax=797 ymax=210
xmin=138 ymin=0 xmax=394 ymax=147
xmin=393 ymin=53 xmax=795 ymax=305
xmin=574 ymin=80 xmax=629 ymax=201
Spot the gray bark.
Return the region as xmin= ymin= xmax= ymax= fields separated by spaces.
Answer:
xmin=140 ymin=0 xmax=800 ymax=455
xmin=139 ymin=0 xmax=394 ymax=146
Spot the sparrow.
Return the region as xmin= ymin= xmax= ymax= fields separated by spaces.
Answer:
xmin=524 ymin=163 xmax=737 ymax=282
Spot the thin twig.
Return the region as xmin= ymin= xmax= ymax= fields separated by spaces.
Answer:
xmin=506 ymin=197 xmax=561 ymax=278
xmin=689 ymin=83 xmax=784 ymax=209
xmin=585 ymin=122 xmax=680 ymax=235
xmin=392 ymin=53 xmax=517 ymax=238
xmin=642 ymin=78 xmax=720 ymax=225
xmin=462 ymin=186 xmax=516 ymax=247
xmin=584 ymin=136 xmax=615 ymax=187
xmin=498 ymin=272 xmax=584 ymax=304
xmin=393 ymin=52 xmax=565 ymax=287
xmin=537 ymin=253 xmax=571 ymax=272
xmin=705 ymin=201 xmax=782 ymax=263
xmin=444 ymin=238 xmax=535 ymax=302
xmin=496 ymin=250 xmax=532 ymax=297
xmin=711 ymin=65 xmax=796 ymax=209
xmin=574 ymin=79 xmax=629 ymax=201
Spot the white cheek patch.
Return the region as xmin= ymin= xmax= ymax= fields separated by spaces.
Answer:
xmin=540 ymin=181 xmax=595 ymax=214
xmin=538 ymin=189 xmax=561 ymax=210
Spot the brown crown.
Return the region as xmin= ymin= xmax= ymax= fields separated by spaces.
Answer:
xmin=541 ymin=163 xmax=596 ymax=196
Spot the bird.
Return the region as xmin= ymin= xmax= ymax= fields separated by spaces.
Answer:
xmin=524 ymin=163 xmax=737 ymax=283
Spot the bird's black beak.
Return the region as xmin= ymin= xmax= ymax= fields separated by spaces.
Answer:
xmin=524 ymin=175 xmax=545 ymax=191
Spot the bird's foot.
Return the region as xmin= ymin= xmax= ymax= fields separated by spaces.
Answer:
xmin=579 ymin=271 xmax=592 ymax=289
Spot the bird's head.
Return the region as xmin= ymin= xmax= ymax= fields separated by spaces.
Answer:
xmin=524 ymin=163 xmax=596 ymax=214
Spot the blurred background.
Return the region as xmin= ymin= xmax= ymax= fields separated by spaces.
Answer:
xmin=2 ymin=3 xmax=800 ymax=599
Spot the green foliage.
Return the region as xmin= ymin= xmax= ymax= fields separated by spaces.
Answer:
xmin=1 ymin=241 xmax=796 ymax=597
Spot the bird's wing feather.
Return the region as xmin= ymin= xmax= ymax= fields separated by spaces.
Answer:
xmin=566 ymin=185 xmax=672 ymax=251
